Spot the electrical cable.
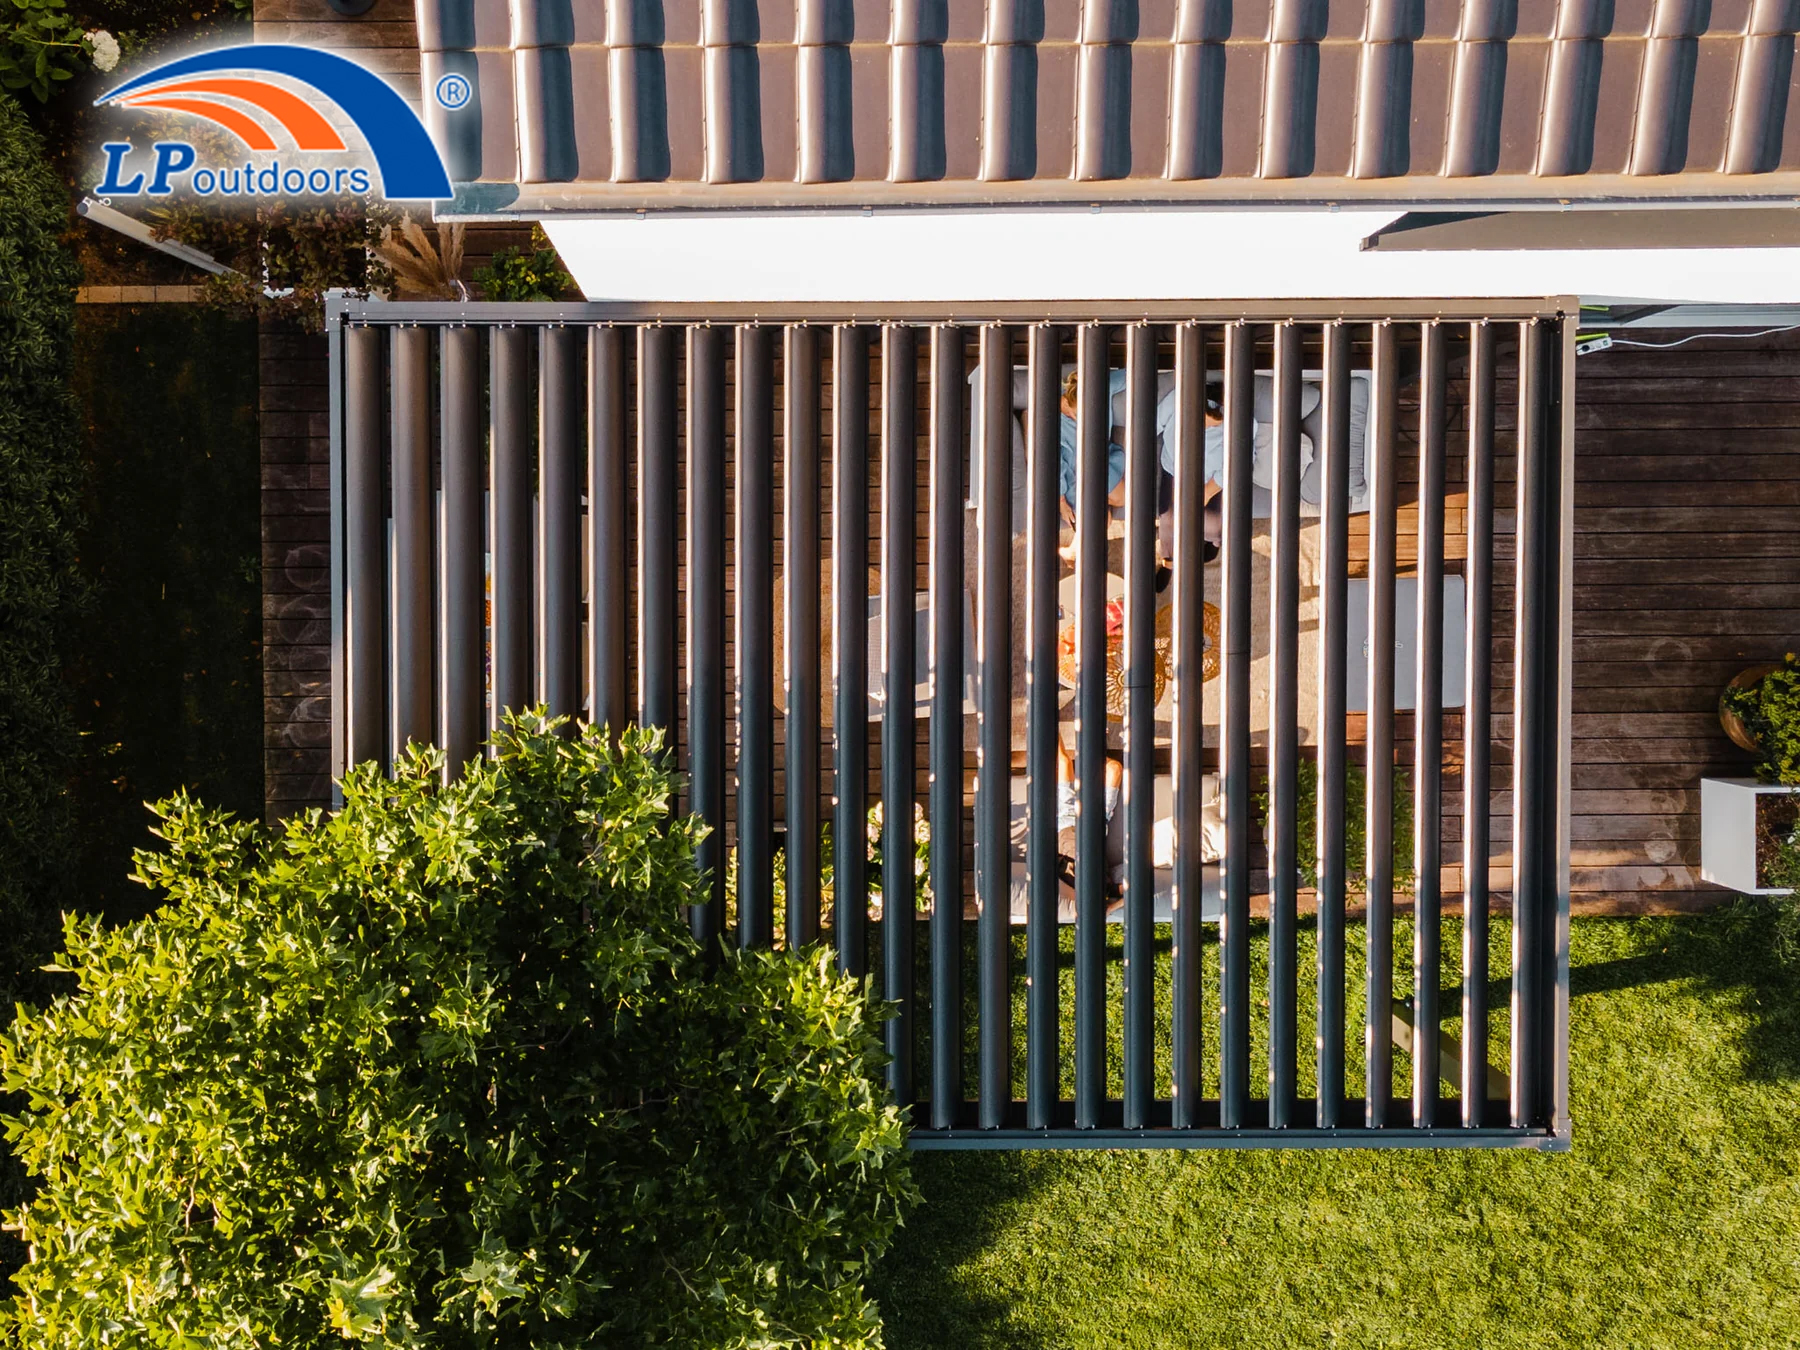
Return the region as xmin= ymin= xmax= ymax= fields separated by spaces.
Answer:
xmin=1601 ymin=324 xmax=1800 ymax=350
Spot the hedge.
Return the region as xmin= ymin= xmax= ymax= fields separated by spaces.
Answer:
xmin=0 ymin=90 xmax=81 ymax=1272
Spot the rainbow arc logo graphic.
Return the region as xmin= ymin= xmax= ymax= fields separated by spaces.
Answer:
xmin=96 ymin=44 xmax=453 ymax=201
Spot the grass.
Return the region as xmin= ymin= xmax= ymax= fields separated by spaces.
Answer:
xmin=870 ymin=906 xmax=1800 ymax=1348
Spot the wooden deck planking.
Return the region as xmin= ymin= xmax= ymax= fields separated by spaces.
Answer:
xmin=1556 ymin=330 xmax=1797 ymax=912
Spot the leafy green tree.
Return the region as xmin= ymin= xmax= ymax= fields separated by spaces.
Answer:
xmin=2 ymin=714 xmax=916 ymax=1348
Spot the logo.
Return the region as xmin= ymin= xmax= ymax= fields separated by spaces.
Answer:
xmin=433 ymin=72 xmax=472 ymax=112
xmin=93 ymin=44 xmax=453 ymax=202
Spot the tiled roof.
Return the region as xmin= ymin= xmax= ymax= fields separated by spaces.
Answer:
xmin=419 ymin=0 xmax=1800 ymax=211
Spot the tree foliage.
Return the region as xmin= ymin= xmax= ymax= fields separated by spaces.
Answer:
xmin=2 ymin=714 xmax=916 ymax=1348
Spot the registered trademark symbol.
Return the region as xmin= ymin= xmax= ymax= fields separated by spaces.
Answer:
xmin=435 ymin=72 xmax=472 ymax=111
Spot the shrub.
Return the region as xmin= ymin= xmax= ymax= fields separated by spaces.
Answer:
xmin=152 ymin=197 xmax=398 ymax=330
xmin=0 ymin=0 xmax=100 ymax=101
xmin=1721 ymin=652 xmax=1800 ymax=785
xmin=6 ymin=0 xmax=241 ymax=101
xmin=1255 ymin=759 xmax=1416 ymax=894
xmin=474 ymin=224 xmax=574 ymax=301
xmin=1 ymin=714 xmax=916 ymax=1348
xmin=0 ymin=92 xmax=80 ymax=1020
xmin=0 ymin=87 xmax=80 ymax=1285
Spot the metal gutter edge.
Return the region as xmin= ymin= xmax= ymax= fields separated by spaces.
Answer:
xmin=432 ymin=178 xmax=1800 ymax=222
xmin=333 ymin=298 xmax=1580 ymax=325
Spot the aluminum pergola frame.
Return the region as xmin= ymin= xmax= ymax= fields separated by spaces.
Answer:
xmin=326 ymin=295 xmax=1574 ymax=1151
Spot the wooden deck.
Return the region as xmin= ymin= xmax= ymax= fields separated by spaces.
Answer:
xmin=1556 ymin=329 xmax=1798 ymax=913
xmin=744 ymin=328 xmax=1790 ymax=919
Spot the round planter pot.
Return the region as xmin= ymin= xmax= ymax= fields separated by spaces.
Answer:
xmin=1720 ymin=662 xmax=1781 ymax=753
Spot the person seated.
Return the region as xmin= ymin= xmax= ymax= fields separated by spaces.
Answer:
xmin=1054 ymin=733 xmax=1127 ymax=913
xmin=1182 ymin=374 xmax=1320 ymax=504
xmin=1057 ymin=368 xmax=1127 ymax=529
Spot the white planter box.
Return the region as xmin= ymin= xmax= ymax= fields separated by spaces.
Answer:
xmin=1700 ymin=777 xmax=1799 ymax=895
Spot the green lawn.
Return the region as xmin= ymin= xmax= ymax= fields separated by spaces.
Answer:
xmin=872 ymin=907 xmax=1800 ymax=1348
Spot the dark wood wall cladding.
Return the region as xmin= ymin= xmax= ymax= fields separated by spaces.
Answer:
xmin=1315 ymin=325 xmax=1791 ymax=919
xmin=1355 ymin=325 xmax=1792 ymax=917
xmin=256 ymin=0 xmax=422 ymax=89
xmin=1556 ymin=329 xmax=1794 ymax=913
xmin=261 ymin=319 xmax=333 ymax=820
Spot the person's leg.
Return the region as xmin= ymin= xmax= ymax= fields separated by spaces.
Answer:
xmin=1103 ymin=754 xmax=1123 ymax=822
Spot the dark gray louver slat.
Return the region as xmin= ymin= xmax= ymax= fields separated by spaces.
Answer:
xmin=928 ymin=324 xmax=966 ymax=1130
xmin=736 ymin=325 xmax=776 ymax=950
xmin=439 ymin=326 xmax=484 ymax=774
xmin=390 ymin=326 xmax=434 ymax=756
xmin=880 ymin=323 xmax=919 ymax=1107
xmin=489 ymin=327 xmax=533 ymax=728
xmin=785 ymin=326 xmax=823 ymax=946
xmin=1315 ymin=322 xmax=1351 ymax=1127
xmin=1413 ymin=323 xmax=1448 ymax=1127
xmin=832 ymin=325 xmax=872 ymax=977
xmin=636 ymin=326 xmax=677 ymax=733
xmin=538 ymin=326 xmax=582 ymax=719
xmin=588 ymin=326 xmax=628 ymax=734
xmin=976 ymin=325 xmax=1015 ymax=1129
xmin=1364 ymin=323 xmax=1398 ymax=1128
xmin=688 ymin=324 xmax=728 ymax=948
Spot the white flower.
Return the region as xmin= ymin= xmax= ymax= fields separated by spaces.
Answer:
xmin=86 ymin=30 xmax=120 ymax=73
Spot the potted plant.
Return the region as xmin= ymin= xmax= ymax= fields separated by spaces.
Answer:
xmin=1703 ymin=654 xmax=1800 ymax=895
